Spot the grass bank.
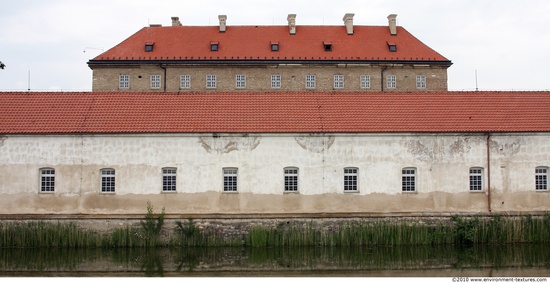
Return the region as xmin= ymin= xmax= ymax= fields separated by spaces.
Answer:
xmin=0 ymin=214 xmax=548 ymax=248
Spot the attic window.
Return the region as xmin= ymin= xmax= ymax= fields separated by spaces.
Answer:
xmin=323 ymin=41 xmax=332 ymax=52
xmin=145 ymin=42 xmax=154 ymax=52
xmin=210 ymin=42 xmax=219 ymax=51
xmin=387 ymin=41 xmax=397 ymax=52
xmin=271 ymin=41 xmax=279 ymax=52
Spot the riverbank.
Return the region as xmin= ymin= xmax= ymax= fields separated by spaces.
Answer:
xmin=0 ymin=207 xmax=548 ymax=248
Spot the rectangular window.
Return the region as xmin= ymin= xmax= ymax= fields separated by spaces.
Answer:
xmin=344 ymin=168 xmax=358 ymax=191
xmin=40 ymin=168 xmax=55 ymax=192
xmin=334 ymin=75 xmax=344 ymax=89
xmin=180 ymin=75 xmax=191 ymax=89
xmin=101 ymin=169 xmax=115 ymax=193
xmin=387 ymin=75 xmax=396 ymax=89
xmin=150 ymin=75 xmax=161 ymax=89
xmin=223 ymin=168 xmax=238 ymax=192
xmin=306 ymin=74 xmax=316 ymax=89
xmin=119 ymin=75 xmax=129 ymax=89
xmin=360 ymin=75 xmax=370 ymax=89
xmin=535 ymin=167 xmax=548 ymax=191
xmin=284 ymin=167 xmax=299 ymax=192
xmin=236 ymin=74 xmax=246 ymax=89
xmin=271 ymin=74 xmax=281 ymax=88
xmin=416 ymin=75 xmax=426 ymax=89
xmin=206 ymin=75 xmax=217 ymax=89
xmin=162 ymin=168 xmax=177 ymax=192
xmin=469 ymin=168 xmax=483 ymax=191
xmin=402 ymin=168 xmax=416 ymax=192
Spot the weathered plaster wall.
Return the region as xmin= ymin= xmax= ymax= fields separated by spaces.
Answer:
xmin=0 ymin=133 xmax=548 ymax=215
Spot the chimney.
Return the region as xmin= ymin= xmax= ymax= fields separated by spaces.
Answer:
xmin=171 ymin=17 xmax=182 ymax=26
xmin=387 ymin=14 xmax=397 ymax=35
xmin=287 ymin=14 xmax=296 ymax=35
xmin=218 ymin=15 xmax=227 ymax=32
xmin=343 ymin=13 xmax=354 ymax=35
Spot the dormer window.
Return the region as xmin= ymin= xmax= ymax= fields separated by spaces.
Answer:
xmin=210 ymin=41 xmax=219 ymax=51
xmin=145 ymin=42 xmax=154 ymax=52
xmin=323 ymin=41 xmax=332 ymax=52
xmin=387 ymin=41 xmax=397 ymax=52
xmin=271 ymin=41 xmax=279 ymax=52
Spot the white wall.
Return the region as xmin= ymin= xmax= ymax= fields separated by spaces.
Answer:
xmin=0 ymin=133 xmax=548 ymax=214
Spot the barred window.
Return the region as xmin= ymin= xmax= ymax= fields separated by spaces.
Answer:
xmin=271 ymin=74 xmax=281 ymax=88
xmin=334 ymin=75 xmax=344 ymax=89
xmin=236 ymin=74 xmax=246 ymax=89
xmin=119 ymin=75 xmax=129 ymax=89
xmin=40 ymin=168 xmax=55 ymax=192
xmin=360 ymin=75 xmax=370 ymax=89
xmin=344 ymin=167 xmax=358 ymax=191
xmin=469 ymin=167 xmax=483 ymax=191
xmin=387 ymin=75 xmax=396 ymax=89
xmin=180 ymin=75 xmax=191 ymax=89
xmin=223 ymin=168 xmax=238 ymax=192
xmin=284 ymin=167 xmax=299 ymax=192
xmin=416 ymin=75 xmax=426 ymax=89
xmin=535 ymin=167 xmax=548 ymax=191
xmin=150 ymin=75 xmax=161 ymax=89
xmin=100 ymin=169 xmax=115 ymax=193
xmin=306 ymin=74 xmax=316 ymax=89
xmin=162 ymin=168 xmax=177 ymax=192
xmin=206 ymin=75 xmax=217 ymax=88
xmin=402 ymin=167 xmax=416 ymax=192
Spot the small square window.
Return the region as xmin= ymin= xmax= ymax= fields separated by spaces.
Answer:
xmin=387 ymin=41 xmax=397 ymax=52
xmin=145 ymin=42 xmax=154 ymax=52
xmin=323 ymin=41 xmax=332 ymax=52
xmin=334 ymin=75 xmax=344 ymax=89
xmin=271 ymin=41 xmax=279 ymax=52
xmin=360 ymin=75 xmax=371 ymax=89
xmin=271 ymin=74 xmax=281 ymax=88
xmin=210 ymin=42 xmax=219 ymax=51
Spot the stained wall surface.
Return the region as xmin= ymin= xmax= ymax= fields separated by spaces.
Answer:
xmin=0 ymin=133 xmax=548 ymax=215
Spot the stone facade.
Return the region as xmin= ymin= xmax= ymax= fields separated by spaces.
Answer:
xmin=91 ymin=64 xmax=448 ymax=92
xmin=0 ymin=133 xmax=548 ymax=215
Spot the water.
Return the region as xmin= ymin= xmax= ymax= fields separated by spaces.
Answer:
xmin=0 ymin=244 xmax=549 ymax=277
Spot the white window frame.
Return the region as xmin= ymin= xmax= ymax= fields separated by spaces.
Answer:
xmin=416 ymin=75 xmax=426 ymax=89
xmin=100 ymin=168 xmax=116 ymax=193
xmin=344 ymin=167 xmax=358 ymax=192
xmin=180 ymin=75 xmax=191 ymax=89
xmin=40 ymin=168 xmax=55 ymax=193
xmin=162 ymin=168 xmax=177 ymax=192
xmin=150 ymin=74 xmax=161 ymax=89
xmin=306 ymin=74 xmax=316 ymax=89
xmin=535 ymin=167 xmax=548 ymax=191
xmin=206 ymin=75 xmax=217 ymax=89
xmin=223 ymin=168 xmax=238 ymax=192
xmin=387 ymin=75 xmax=396 ymax=89
xmin=119 ymin=75 xmax=129 ymax=89
xmin=469 ymin=167 xmax=483 ymax=191
xmin=284 ymin=167 xmax=299 ymax=192
xmin=333 ymin=75 xmax=344 ymax=89
xmin=360 ymin=75 xmax=371 ymax=89
xmin=236 ymin=74 xmax=246 ymax=89
xmin=271 ymin=74 xmax=281 ymax=89
xmin=402 ymin=167 xmax=416 ymax=192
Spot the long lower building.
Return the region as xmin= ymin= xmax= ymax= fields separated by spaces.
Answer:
xmin=0 ymin=91 xmax=548 ymax=215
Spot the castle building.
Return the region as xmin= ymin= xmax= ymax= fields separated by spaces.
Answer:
xmin=88 ymin=14 xmax=452 ymax=92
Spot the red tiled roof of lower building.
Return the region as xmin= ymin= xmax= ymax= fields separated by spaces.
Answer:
xmin=0 ymin=91 xmax=549 ymax=134
xmin=89 ymin=26 xmax=450 ymax=63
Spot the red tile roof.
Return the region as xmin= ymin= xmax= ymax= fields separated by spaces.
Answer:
xmin=89 ymin=25 xmax=450 ymax=63
xmin=0 ymin=91 xmax=549 ymax=134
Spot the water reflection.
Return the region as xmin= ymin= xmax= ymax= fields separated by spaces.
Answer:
xmin=0 ymin=244 xmax=549 ymax=277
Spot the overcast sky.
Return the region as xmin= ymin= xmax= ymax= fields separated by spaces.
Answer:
xmin=1 ymin=0 xmax=549 ymax=91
